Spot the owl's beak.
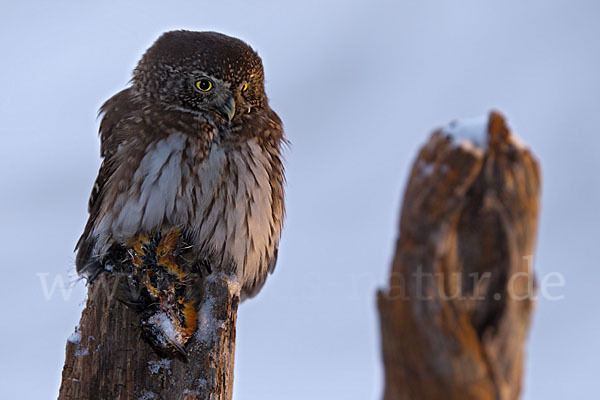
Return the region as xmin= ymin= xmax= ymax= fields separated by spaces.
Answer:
xmin=218 ymin=97 xmax=236 ymax=122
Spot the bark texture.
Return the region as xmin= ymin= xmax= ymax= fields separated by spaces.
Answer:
xmin=378 ymin=111 xmax=540 ymax=400
xmin=58 ymin=273 xmax=239 ymax=400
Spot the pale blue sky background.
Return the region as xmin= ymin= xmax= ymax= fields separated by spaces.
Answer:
xmin=1 ymin=1 xmax=599 ymax=399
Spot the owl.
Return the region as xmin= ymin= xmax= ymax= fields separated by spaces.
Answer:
xmin=75 ymin=31 xmax=285 ymax=356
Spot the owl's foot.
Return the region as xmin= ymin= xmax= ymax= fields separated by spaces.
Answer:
xmin=78 ymin=259 xmax=106 ymax=286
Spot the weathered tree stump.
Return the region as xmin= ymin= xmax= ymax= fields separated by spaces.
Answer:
xmin=378 ymin=111 xmax=540 ymax=400
xmin=58 ymin=273 xmax=240 ymax=400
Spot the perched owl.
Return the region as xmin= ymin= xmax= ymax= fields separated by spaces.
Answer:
xmin=75 ymin=31 xmax=285 ymax=357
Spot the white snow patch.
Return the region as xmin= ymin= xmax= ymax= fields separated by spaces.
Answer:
xmin=68 ymin=327 xmax=81 ymax=344
xmin=196 ymin=292 xmax=218 ymax=343
xmin=509 ymin=133 xmax=528 ymax=150
xmin=148 ymin=312 xmax=184 ymax=347
xmin=195 ymin=273 xmax=238 ymax=343
xmin=195 ymin=379 xmax=208 ymax=390
xmin=416 ymin=160 xmax=435 ymax=178
xmin=74 ymin=347 xmax=89 ymax=357
xmin=443 ymin=115 xmax=489 ymax=149
xmin=456 ymin=140 xmax=484 ymax=156
xmin=147 ymin=359 xmax=172 ymax=375
xmin=138 ymin=390 xmax=156 ymax=400
xmin=68 ymin=326 xmax=89 ymax=356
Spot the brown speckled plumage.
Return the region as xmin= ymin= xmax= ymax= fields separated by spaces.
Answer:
xmin=75 ymin=31 xmax=285 ymax=355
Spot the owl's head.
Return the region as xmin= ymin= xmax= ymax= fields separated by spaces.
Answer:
xmin=133 ymin=30 xmax=267 ymax=122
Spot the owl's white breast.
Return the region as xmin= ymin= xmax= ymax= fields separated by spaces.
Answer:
xmin=192 ymin=139 xmax=276 ymax=289
xmin=94 ymin=132 xmax=276 ymax=288
xmin=109 ymin=133 xmax=189 ymax=237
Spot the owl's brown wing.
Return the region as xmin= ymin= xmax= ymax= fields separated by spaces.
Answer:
xmin=241 ymin=110 xmax=286 ymax=298
xmin=87 ymin=89 xmax=137 ymax=211
xmin=75 ymin=89 xmax=136 ymax=276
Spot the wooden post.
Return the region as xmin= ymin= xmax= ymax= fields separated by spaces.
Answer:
xmin=377 ymin=112 xmax=540 ymax=400
xmin=58 ymin=273 xmax=239 ymax=400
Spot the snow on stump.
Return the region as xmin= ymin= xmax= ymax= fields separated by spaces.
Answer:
xmin=58 ymin=273 xmax=240 ymax=400
xmin=378 ymin=111 xmax=541 ymax=400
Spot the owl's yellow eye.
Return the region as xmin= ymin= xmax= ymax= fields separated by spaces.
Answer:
xmin=242 ymin=83 xmax=248 ymax=92
xmin=195 ymin=79 xmax=213 ymax=92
